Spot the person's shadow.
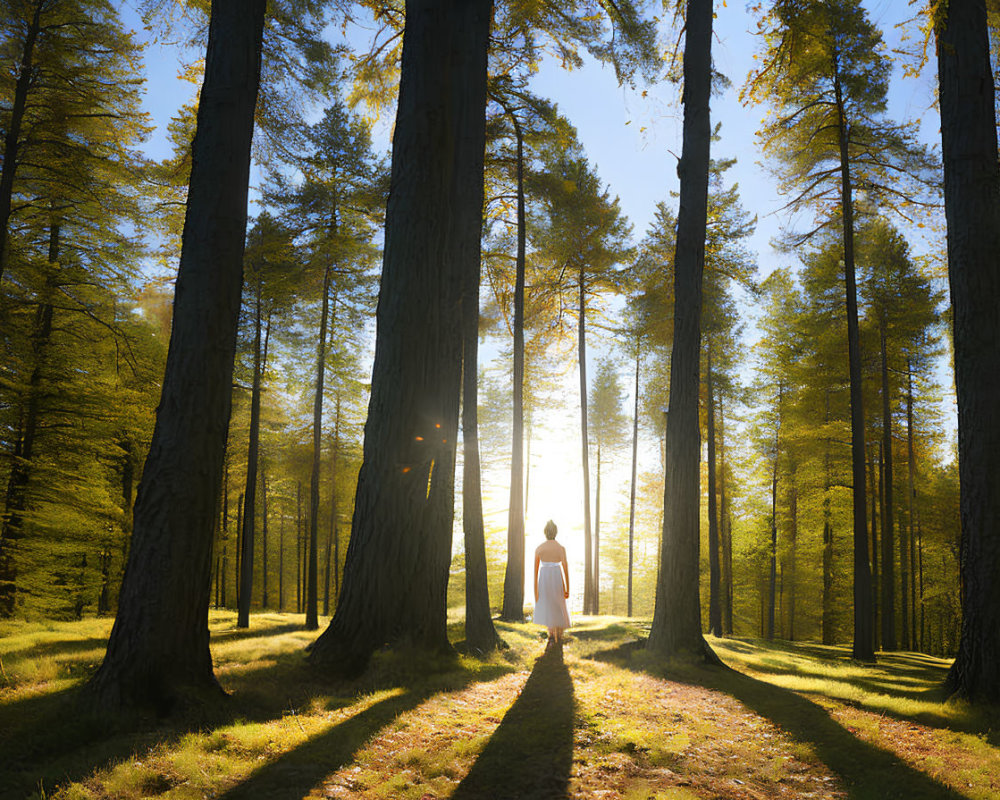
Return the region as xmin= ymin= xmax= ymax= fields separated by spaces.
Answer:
xmin=452 ymin=643 xmax=575 ymax=799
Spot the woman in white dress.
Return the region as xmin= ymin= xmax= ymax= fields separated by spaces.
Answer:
xmin=533 ymin=520 xmax=571 ymax=645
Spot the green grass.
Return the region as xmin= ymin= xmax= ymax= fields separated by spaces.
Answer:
xmin=2 ymin=614 xmax=999 ymax=799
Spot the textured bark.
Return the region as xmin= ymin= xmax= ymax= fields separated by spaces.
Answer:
xmin=834 ymin=65 xmax=874 ymax=662
xmin=647 ymin=0 xmax=714 ymax=660
xmin=84 ymin=0 xmax=266 ymax=713
xmin=578 ymin=266 xmax=595 ymax=616
xmin=706 ymin=345 xmax=721 ymax=636
xmin=627 ymin=349 xmax=639 ymax=618
xmin=305 ymin=266 xmax=332 ymax=630
xmin=501 ymin=108 xmax=526 ymax=622
xmin=936 ymin=0 xmax=1000 ymax=702
xmin=309 ymin=0 xmax=492 ymax=675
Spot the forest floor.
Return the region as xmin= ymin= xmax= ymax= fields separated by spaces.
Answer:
xmin=1 ymin=612 xmax=998 ymax=800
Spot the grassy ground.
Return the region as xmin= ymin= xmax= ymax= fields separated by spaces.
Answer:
xmin=1 ymin=612 xmax=997 ymax=799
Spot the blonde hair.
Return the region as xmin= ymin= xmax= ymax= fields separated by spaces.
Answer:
xmin=543 ymin=520 xmax=558 ymax=540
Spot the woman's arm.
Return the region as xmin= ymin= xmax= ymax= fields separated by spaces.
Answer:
xmin=533 ymin=552 xmax=540 ymax=602
xmin=561 ymin=551 xmax=569 ymax=599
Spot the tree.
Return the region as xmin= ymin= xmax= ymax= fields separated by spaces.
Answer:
xmin=934 ymin=0 xmax=1000 ymax=703
xmin=308 ymin=0 xmax=492 ymax=676
xmin=84 ymin=0 xmax=266 ymax=712
xmin=647 ymin=0 xmax=715 ymax=660
xmin=530 ymin=153 xmax=631 ymax=615
xmin=744 ymin=0 xmax=937 ymax=661
xmin=589 ymin=357 xmax=629 ymax=613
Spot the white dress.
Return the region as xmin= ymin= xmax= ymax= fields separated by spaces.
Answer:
xmin=534 ymin=561 xmax=571 ymax=629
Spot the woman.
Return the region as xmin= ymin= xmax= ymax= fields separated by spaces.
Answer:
xmin=533 ymin=519 xmax=571 ymax=645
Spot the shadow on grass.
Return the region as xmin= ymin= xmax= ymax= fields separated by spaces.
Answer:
xmin=451 ymin=643 xmax=574 ymax=800
xmin=1 ymin=636 xmax=112 ymax=664
xmin=588 ymin=640 xmax=968 ymax=800
xmin=216 ymin=661 xmax=515 ymax=800
xmin=0 ymin=646 xmax=512 ymax=800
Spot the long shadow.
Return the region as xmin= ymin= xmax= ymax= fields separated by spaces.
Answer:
xmin=0 ymin=646 xmax=511 ymax=800
xmin=1 ymin=636 xmax=111 ymax=663
xmin=216 ymin=663 xmax=514 ymax=800
xmin=451 ymin=643 xmax=575 ymax=800
xmin=588 ymin=640 xmax=968 ymax=800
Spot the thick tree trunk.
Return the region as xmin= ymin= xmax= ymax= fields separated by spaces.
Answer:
xmin=501 ymin=109 xmax=526 ymax=622
xmin=707 ymin=345 xmax=721 ymax=636
xmin=936 ymin=0 xmax=1000 ymax=702
xmin=0 ymin=0 xmax=42 ymax=285
xmin=647 ymin=0 xmax=716 ymax=661
xmin=833 ymin=65 xmax=874 ymax=662
xmin=462 ymin=220 xmax=501 ymax=653
xmin=579 ymin=266 xmax=596 ymax=616
xmin=84 ymin=0 xmax=266 ymax=713
xmin=305 ymin=266 xmax=332 ymax=630
xmin=879 ymin=322 xmax=895 ymax=650
xmin=0 ymin=224 xmax=57 ymax=615
xmin=309 ymin=0 xmax=492 ymax=676
xmin=627 ymin=348 xmax=639 ymax=618
xmin=237 ymin=283 xmax=264 ymax=628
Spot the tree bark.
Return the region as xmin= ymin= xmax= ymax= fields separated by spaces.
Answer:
xmin=501 ymin=107 xmax=527 ymax=622
xmin=647 ymin=0 xmax=716 ymax=662
xmin=936 ymin=0 xmax=1000 ymax=702
xmin=84 ymin=0 xmax=266 ymax=713
xmin=308 ymin=0 xmax=492 ymax=676
xmin=833 ymin=64 xmax=874 ymax=662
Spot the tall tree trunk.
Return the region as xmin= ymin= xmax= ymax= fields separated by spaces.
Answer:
xmin=627 ymin=347 xmax=640 ymax=618
xmin=822 ymin=390 xmax=835 ymax=645
xmin=578 ymin=265 xmax=595 ymax=616
xmin=647 ymin=0 xmax=717 ymax=662
xmin=278 ymin=503 xmax=284 ymax=612
xmin=0 ymin=223 xmax=57 ymax=615
xmin=309 ymin=0 xmax=492 ymax=676
xmin=833 ymin=64 xmax=874 ymax=662
xmin=880 ymin=321 xmax=895 ymax=650
xmin=767 ymin=388 xmax=779 ymax=642
xmin=906 ymin=362 xmax=918 ymax=650
xmin=936 ymin=0 xmax=1000 ymax=701
xmin=331 ymin=395 xmax=342 ymax=604
xmin=594 ymin=443 xmax=601 ymax=614
xmin=238 ymin=279 xmax=264 ymax=628
xmin=501 ymin=106 xmax=527 ymax=622
xmin=85 ymin=0 xmax=266 ymax=713
xmin=235 ymin=492 xmax=243 ymax=610
xmin=296 ymin=481 xmax=302 ymax=613
xmin=788 ymin=481 xmax=798 ymax=641
xmin=261 ymin=468 xmax=269 ymax=609
xmin=719 ymin=394 xmax=733 ymax=636
xmin=462 ymin=174 xmax=501 ymax=654
xmin=306 ymin=266 xmax=332 ymax=630
xmin=0 ymin=0 xmax=42 ymax=285
xmin=707 ymin=344 xmax=721 ymax=636
xmin=871 ymin=444 xmax=880 ymax=643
